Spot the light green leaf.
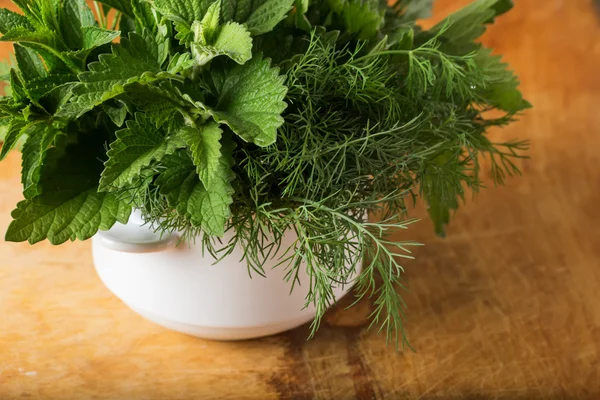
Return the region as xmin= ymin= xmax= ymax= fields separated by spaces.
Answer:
xmin=206 ymin=55 xmax=287 ymax=146
xmin=80 ymin=26 xmax=120 ymax=50
xmin=174 ymin=21 xmax=194 ymax=45
xmin=0 ymin=8 xmax=34 ymax=34
xmin=167 ymin=52 xmax=194 ymax=73
xmin=56 ymin=33 xmax=169 ymax=118
xmin=150 ymin=0 xmax=212 ymax=24
xmin=192 ymin=21 xmax=252 ymax=66
xmin=99 ymin=113 xmax=186 ymax=191
xmin=181 ymin=122 xmax=222 ymax=188
xmin=197 ymin=0 xmax=221 ymax=44
xmin=14 ymin=44 xmax=47 ymax=81
xmin=245 ymin=0 xmax=294 ymax=35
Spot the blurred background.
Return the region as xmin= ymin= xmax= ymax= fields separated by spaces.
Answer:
xmin=0 ymin=0 xmax=599 ymax=399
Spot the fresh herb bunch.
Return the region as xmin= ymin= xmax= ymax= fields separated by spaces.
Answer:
xmin=0 ymin=0 xmax=529 ymax=346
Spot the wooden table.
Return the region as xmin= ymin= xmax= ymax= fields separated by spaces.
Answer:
xmin=1 ymin=1 xmax=599 ymax=399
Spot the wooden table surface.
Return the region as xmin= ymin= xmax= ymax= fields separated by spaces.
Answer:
xmin=1 ymin=1 xmax=600 ymax=399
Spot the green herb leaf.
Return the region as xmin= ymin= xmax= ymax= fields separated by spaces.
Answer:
xmin=156 ymin=136 xmax=235 ymax=236
xmin=80 ymin=27 xmax=120 ymax=50
xmin=14 ymin=44 xmax=47 ymax=81
xmin=25 ymin=73 xmax=74 ymax=102
xmin=339 ymin=0 xmax=384 ymax=40
xmin=150 ymin=0 xmax=212 ymax=24
xmin=474 ymin=48 xmax=530 ymax=113
xmin=192 ymin=21 xmax=252 ymax=66
xmin=103 ymin=100 xmax=128 ymax=127
xmin=245 ymin=0 xmax=294 ymax=36
xmin=0 ymin=118 xmax=27 ymax=160
xmin=431 ymin=0 xmax=513 ymax=48
xmin=20 ymin=124 xmax=63 ymax=199
xmin=206 ymin=55 xmax=287 ymax=146
xmin=95 ymin=0 xmax=135 ymax=17
xmin=123 ymin=81 xmax=188 ymax=129
xmin=59 ymin=0 xmax=96 ymax=50
xmin=6 ymin=190 xmax=131 ymax=244
xmin=99 ymin=113 xmax=185 ymax=191
xmin=6 ymin=129 xmax=132 ymax=244
xmin=56 ymin=33 xmax=169 ymax=118
xmin=0 ymin=8 xmax=34 ymax=34
xmin=181 ymin=122 xmax=222 ymax=189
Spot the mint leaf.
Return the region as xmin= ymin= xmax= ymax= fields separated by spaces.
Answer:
xmin=56 ymin=33 xmax=168 ymax=118
xmin=206 ymin=55 xmax=287 ymax=146
xmin=0 ymin=119 xmax=27 ymax=160
xmin=245 ymin=0 xmax=294 ymax=36
xmin=25 ymin=73 xmax=75 ymax=101
xmin=103 ymin=100 xmax=128 ymax=127
xmin=123 ymin=81 xmax=188 ymax=129
xmin=156 ymin=137 xmax=235 ymax=236
xmin=221 ymin=0 xmax=253 ymax=22
xmin=95 ymin=0 xmax=134 ymax=17
xmin=21 ymin=124 xmax=63 ymax=198
xmin=0 ymin=8 xmax=33 ymax=34
xmin=181 ymin=122 xmax=222 ymax=189
xmin=14 ymin=44 xmax=46 ymax=81
xmin=99 ymin=113 xmax=185 ymax=191
xmin=5 ymin=129 xmax=132 ymax=244
xmin=188 ymin=1 xmax=252 ymax=66
xmin=150 ymin=0 xmax=212 ymax=24
xmin=197 ymin=0 xmax=221 ymax=44
xmin=80 ymin=26 xmax=120 ymax=50
xmin=192 ymin=21 xmax=252 ymax=66
xmin=187 ymin=133 xmax=235 ymax=236
xmin=59 ymin=0 xmax=96 ymax=50
xmin=6 ymin=190 xmax=130 ymax=244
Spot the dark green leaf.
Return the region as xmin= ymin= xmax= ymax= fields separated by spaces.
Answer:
xmin=14 ymin=44 xmax=47 ymax=81
xmin=0 ymin=8 xmax=34 ymax=34
xmin=0 ymin=118 xmax=27 ymax=160
xmin=6 ymin=129 xmax=132 ymax=244
xmin=99 ymin=113 xmax=185 ymax=191
xmin=95 ymin=0 xmax=134 ymax=17
xmin=59 ymin=0 xmax=96 ymax=50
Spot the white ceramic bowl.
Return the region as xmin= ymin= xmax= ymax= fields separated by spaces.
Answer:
xmin=92 ymin=212 xmax=361 ymax=340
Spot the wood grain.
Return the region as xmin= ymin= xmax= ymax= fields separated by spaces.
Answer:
xmin=1 ymin=1 xmax=599 ymax=399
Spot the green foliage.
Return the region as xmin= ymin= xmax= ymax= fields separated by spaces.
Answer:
xmin=0 ymin=0 xmax=529 ymax=347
